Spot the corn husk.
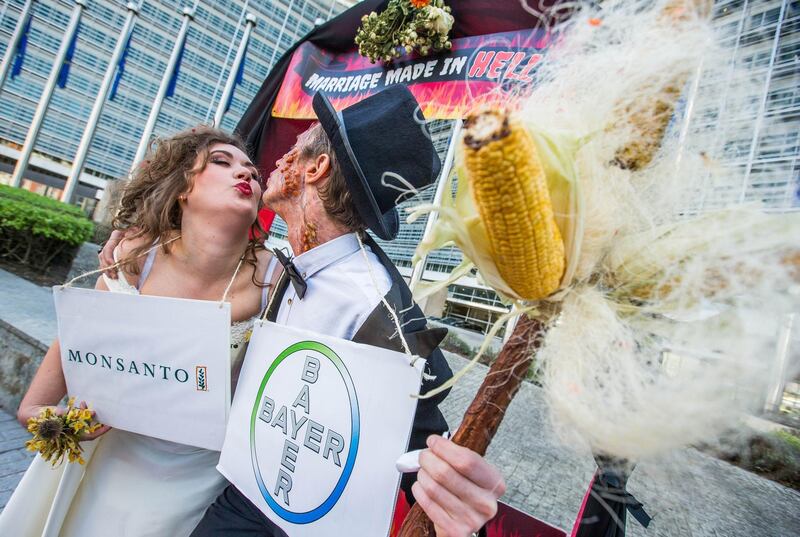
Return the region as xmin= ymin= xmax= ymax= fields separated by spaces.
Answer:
xmin=408 ymin=0 xmax=800 ymax=461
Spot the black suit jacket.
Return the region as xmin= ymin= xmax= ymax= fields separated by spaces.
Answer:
xmin=351 ymin=234 xmax=454 ymax=503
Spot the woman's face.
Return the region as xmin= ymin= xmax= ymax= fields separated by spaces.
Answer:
xmin=183 ymin=143 xmax=262 ymax=222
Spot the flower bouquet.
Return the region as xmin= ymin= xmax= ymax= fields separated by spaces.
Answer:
xmin=355 ymin=0 xmax=454 ymax=63
xmin=25 ymin=397 xmax=104 ymax=466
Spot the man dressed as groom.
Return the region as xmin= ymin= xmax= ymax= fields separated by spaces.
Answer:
xmin=196 ymin=86 xmax=505 ymax=536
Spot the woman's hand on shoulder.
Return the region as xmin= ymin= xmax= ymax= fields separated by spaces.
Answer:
xmin=98 ymin=228 xmax=144 ymax=279
xmin=255 ymin=247 xmax=272 ymax=267
xmin=98 ymin=229 xmax=125 ymax=278
xmin=97 ymin=230 xmax=147 ymax=288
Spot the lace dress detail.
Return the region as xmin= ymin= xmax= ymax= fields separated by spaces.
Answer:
xmin=230 ymin=320 xmax=253 ymax=349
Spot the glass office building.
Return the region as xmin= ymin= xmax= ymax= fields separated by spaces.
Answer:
xmin=1 ymin=0 xmax=797 ymax=336
xmin=0 ymin=0 xmax=354 ymax=211
xmin=695 ymin=0 xmax=799 ymax=210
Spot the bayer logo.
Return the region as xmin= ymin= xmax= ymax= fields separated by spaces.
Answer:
xmin=249 ymin=341 xmax=359 ymax=523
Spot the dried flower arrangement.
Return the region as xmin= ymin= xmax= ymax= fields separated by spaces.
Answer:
xmin=355 ymin=0 xmax=454 ymax=63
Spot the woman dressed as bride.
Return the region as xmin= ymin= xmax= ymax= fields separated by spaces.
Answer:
xmin=0 ymin=126 xmax=279 ymax=536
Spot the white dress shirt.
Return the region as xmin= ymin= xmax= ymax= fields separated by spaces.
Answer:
xmin=272 ymin=233 xmax=392 ymax=339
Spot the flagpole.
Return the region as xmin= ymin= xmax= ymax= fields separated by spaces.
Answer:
xmin=267 ymin=0 xmax=295 ymax=71
xmin=408 ymin=119 xmax=462 ymax=292
xmin=61 ymin=2 xmax=141 ymax=203
xmin=0 ymin=0 xmax=35 ymax=91
xmin=131 ymin=5 xmax=194 ymax=170
xmin=9 ymin=0 xmax=85 ymax=189
xmin=213 ymin=12 xmax=256 ymax=127
xmin=204 ymin=0 xmax=249 ymax=123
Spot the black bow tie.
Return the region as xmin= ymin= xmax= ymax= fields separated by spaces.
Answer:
xmin=273 ymin=248 xmax=307 ymax=300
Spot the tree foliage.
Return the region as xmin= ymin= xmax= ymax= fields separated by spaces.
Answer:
xmin=0 ymin=184 xmax=86 ymax=217
xmin=0 ymin=186 xmax=94 ymax=273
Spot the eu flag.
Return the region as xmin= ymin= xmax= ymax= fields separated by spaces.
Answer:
xmin=109 ymin=29 xmax=135 ymax=101
xmin=10 ymin=10 xmax=34 ymax=79
xmin=165 ymin=38 xmax=186 ymax=98
xmin=224 ymin=40 xmax=249 ymax=113
xmin=57 ymin=22 xmax=81 ymax=88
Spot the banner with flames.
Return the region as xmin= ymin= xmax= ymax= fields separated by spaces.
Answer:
xmin=272 ymin=29 xmax=549 ymax=120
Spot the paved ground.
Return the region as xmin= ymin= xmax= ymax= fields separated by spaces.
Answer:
xmin=1 ymin=267 xmax=799 ymax=534
xmin=0 ymin=268 xmax=57 ymax=346
xmin=438 ymin=354 xmax=800 ymax=536
xmin=429 ymin=319 xmax=506 ymax=353
xmin=0 ymin=410 xmax=34 ymax=511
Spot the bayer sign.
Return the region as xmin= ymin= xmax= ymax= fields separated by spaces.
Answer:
xmin=249 ymin=341 xmax=359 ymax=523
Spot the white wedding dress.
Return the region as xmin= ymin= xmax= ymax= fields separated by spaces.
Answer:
xmin=0 ymin=250 xmax=277 ymax=537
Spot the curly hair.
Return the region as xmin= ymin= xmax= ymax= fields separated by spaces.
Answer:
xmin=299 ymin=122 xmax=365 ymax=232
xmin=112 ymin=125 xmax=267 ymax=283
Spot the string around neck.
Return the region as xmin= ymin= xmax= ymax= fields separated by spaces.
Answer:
xmin=218 ymin=253 xmax=246 ymax=308
xmin=61 ymin=234 xmax=246 ymax=310
xmin=260 ymin=257 xmax=285 ymax=321
xmin=355 ymin=232 xmax=415 ymax=360
xmin=59 ymin=235 xmax=181 ymax=290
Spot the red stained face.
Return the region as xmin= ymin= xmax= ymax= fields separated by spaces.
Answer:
xmin=278 ymin=148 xmax=303 ymax=198
xmin=264 ymin=143 xmax=305 ymax=206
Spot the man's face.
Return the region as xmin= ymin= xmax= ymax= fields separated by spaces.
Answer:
xmin=262 ymin=130 xmax=313 ymax=208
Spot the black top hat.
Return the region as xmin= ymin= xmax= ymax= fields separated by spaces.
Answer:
xmin=312 ymin=85 xmax=442 ymax=241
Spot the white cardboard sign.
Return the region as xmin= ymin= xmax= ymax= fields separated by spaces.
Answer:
xmin=217 ymin=321 xmax=424 ymax=537
xmin=54 ymin=286 xmax=231 ymax=450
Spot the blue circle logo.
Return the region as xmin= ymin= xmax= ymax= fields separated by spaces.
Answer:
xmin=249 ymin=341 xmax=359 ymax=524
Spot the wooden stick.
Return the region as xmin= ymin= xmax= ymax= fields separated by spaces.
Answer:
xmin=398 ymin=313 xmax=548 ymax=536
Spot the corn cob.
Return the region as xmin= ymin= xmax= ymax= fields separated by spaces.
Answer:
xmin=660 ymin=0 xmax=713 ymax=22
xmin=613 ymin=82 xmax=683 ymax=171
xmin=612 ymin=0 xmax=713 ymax=170
xmin=462 ymin=110 xmax=566 ymax=300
